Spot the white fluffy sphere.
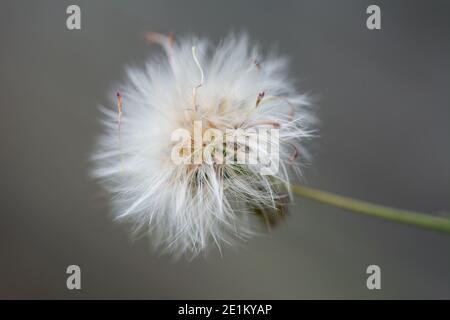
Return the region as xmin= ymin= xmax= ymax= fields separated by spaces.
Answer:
xmin=92 ymin=33 xmax=314 ymax=256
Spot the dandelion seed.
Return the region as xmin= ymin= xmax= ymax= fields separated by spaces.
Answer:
xmin=191 ymin=46 xmax=204 ymax=111
xmin=255 ymin=91 xmax=265 ymax=107
xmin=116 ymin=92 xmax=124 ymax=170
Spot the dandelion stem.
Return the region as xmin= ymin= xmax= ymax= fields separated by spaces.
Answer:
xmin=292 ymin=184 xmax=450 ymax=234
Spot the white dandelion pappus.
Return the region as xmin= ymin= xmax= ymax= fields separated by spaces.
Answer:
xmin=92 ymin=32 xmax=315 ymax=256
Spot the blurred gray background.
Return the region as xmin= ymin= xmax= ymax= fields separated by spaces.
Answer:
xmin=1 ymin=0 xmax=449 ymax=299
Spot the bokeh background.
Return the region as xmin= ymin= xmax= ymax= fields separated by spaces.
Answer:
xmin=1 ymin=0 xmax=449 ymax=299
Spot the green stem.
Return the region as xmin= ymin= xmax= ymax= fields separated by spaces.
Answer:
xmin=291 ymin=184 xmax=450 ymax=234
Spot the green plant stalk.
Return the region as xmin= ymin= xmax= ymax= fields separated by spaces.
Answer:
xmin=291 ymin=184 xmax=450 ymax=234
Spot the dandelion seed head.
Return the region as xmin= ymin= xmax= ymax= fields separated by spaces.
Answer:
xmin=92 ymin=33 xmax=315 ymax=257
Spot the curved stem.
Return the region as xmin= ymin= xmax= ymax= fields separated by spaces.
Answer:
xmin=291 ymin=184 xmax=450 ymax=234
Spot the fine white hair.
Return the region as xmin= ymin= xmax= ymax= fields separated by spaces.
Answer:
xmin=92 ymin=32 xmax=315 ymax=257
